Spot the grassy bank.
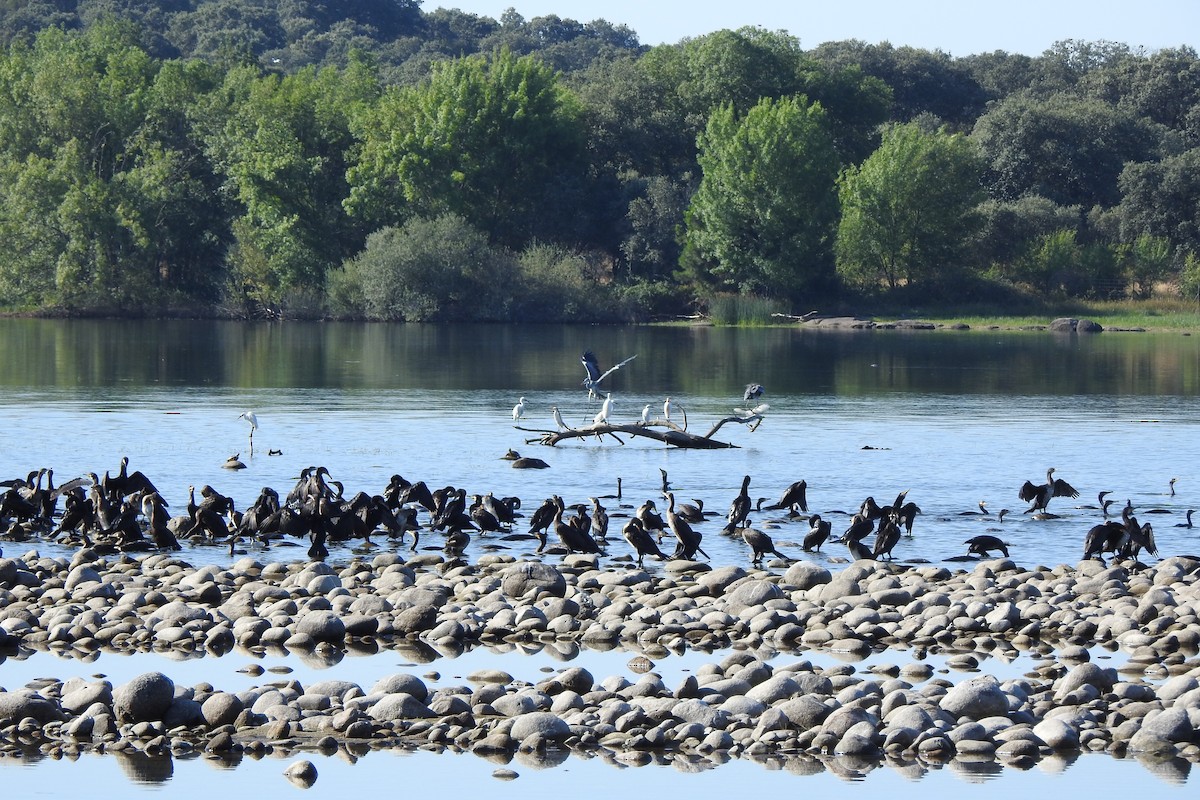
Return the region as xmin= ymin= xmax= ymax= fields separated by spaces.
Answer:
xmin=884 ymin=298 xmax=1200 ymax=333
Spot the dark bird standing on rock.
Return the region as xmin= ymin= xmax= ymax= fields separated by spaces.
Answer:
xmin=622 ymin=518 xmax=665 ymax=567
xmin=803 ymin=514 xmax=832 ymax=552
xmin=727 ymin=475 xmax=752 ymax=530
xmin=742 ymin=523 xmax=788 ymax=566
xmin=665 ymin=492 xmax=708 ymax=560
xmin=552 ymin=497 xmax=601 ymax=554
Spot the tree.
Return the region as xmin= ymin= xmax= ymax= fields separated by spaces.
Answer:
xmin=203 ymin=55 xmax=378 ymax=311
xmin=682 ymin=96 xmax=839 ymax=300
xmin=1115 ymin=148 xmax=1200 ymax=256
xmin=808 ymin=40 xmax=988 ymax=128
xmin=0 ymin=22 xmax=227 ymax=311
xmin=971 ymin=91 xmax=1162 ymax=208
xmin=970 ymin=196 xmax=1083 ymax=271
xmin=836 ymin=122 xmax=984 ymax=292
xmin=640 ymin=28 xmax=890 ymax=166
xmin=346 ymin=47 xmax=587 ymax=249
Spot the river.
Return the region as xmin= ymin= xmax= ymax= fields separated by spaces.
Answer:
xmin=0 ymin=319 xmax=1197 ymax=796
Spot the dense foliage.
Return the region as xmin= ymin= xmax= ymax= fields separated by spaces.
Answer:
xmin=0 ymin=2 xmax=1196 ymax=319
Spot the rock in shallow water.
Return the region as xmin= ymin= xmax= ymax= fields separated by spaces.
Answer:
xmin=284 ymin=760 xmax=317 ymax=788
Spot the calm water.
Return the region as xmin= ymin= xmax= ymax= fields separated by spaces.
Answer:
xmin=1 ymin=319 xmax=1198 ymax=796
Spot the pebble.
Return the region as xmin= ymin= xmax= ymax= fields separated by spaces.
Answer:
xmin=0 ymin=551 xmax=1197 ymax=776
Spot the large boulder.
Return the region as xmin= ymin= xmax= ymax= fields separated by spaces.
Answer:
xmin=113 ymin=672 xmax=176 ymax=723
xmin=783 ymin=561 xmax=831 ymax=590
xmin=509 ymin=712 xmax=570 ymax=741
xmin=0 ymin=691 xmax=64 ymax=725
xmin=501 ymin=562 xmax=566 ymax=599
xmin=201 ymin=692 xmax=245 ymax=728
xmin=939 ymin=676 xmax=1010 ymax=721
xmin=368 ymin=693 xmax=433 ymax=721
xmin=371 ymin=674 xmax=428 ymax=703
xmin=295 ymin=611 xmax=346 ymax=644
xmin=723 ymin=580 xmax=783 ymax=614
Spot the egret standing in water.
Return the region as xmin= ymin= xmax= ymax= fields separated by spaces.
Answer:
xmin=512 ymin=397 xmax=526 ymax=421
xmin=239 ymin=411 xmax=259 ymax=454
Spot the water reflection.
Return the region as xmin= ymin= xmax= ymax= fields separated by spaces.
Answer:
xmin=116 ymin=751 xmax=174 ymax=784
xmin=2 ymin=319 xmax=1200 ymax=397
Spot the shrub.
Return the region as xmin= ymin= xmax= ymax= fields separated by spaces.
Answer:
xmin=353 ymin=214 xmax=516 ymax=321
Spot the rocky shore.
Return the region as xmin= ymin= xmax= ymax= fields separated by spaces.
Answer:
xmin=1 ymin=549 xmax=1199 ymax=778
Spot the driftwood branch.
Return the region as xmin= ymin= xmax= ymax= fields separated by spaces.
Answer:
xmin=516 ymin=416 xmax=749 ymax=450
xmin=705 ymin=412 xmax=767 ymax=437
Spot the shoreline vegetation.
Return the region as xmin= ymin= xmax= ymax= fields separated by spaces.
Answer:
xmin=0 ymin=7 xmax=1196 ymax=324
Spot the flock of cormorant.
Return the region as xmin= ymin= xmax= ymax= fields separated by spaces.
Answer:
xmin=0 ymin=353 xmax=1186 ymax=569
xmin=0 ymin=455 xmax=1178 ymax=570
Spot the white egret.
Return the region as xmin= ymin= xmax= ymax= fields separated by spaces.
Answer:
xmin=238 ymin=411 xmax=259 ymax=454
xmin=593 ymin=392 xmax=613 ymax=426
xmin=512 ymin=397 xmax=526 ymax=420
xmin=641 ymin=404 xmax=651 ymax=424
xmin=581 ymin=351 xmax=637 ymax=398
xmin=663 ymin=397 xmax=672 ymax=421
xmin=552 ymin=406 xmax=569 ymax=431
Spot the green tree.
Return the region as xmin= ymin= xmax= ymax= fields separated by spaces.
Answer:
xmin=809 ymin=40 xmax=988 ymax=127
xmin=1115 ymin=148 xmax=1200 ymax=256
xmin=970 ymin=195 xmax=1082 ymax=271
xmin=0 ymin=22 xmax=226 ymax=311
xmin=1118 ymin=233 xmax=1172 ymax=299
xmin=836 ymin=122 xmax=984 ymax=292
xmin=203 ymin=54 xmax=378 ymax=311
xmin=346 ymin=47 xmax=587 ymax=249
xmin=682 ymin=96 xmax=839 ymax=300
xmin=640 ymin=28 xmax=891 ymax=165
xmin=1015 ymin=228 xmax=1123 ymax=297
xmin=971 ymin=91 xmax=1162 ymax=208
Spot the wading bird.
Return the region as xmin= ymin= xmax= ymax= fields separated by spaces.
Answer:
xmin=239 ymin=411 xmax=259 ymax=453
xmin=512 ymin=397 xmax=525 ymax=421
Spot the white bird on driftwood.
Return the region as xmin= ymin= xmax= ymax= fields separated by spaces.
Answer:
xmin=593 ymin=393 xmax=613 ymax=426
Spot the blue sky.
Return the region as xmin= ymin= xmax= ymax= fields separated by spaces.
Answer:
xmin=432 ymin=1 xmax=1198 ymax=55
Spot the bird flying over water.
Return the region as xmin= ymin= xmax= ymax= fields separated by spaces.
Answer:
xmin=581 ymin=351 xmax=636 ymax=397
xmin=744 ymin=383 xmax=765 ymax=403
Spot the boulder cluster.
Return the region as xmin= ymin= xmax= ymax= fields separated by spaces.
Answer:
xmin=1 ymin=549 xmax=1199 ymax=774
